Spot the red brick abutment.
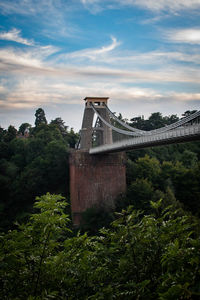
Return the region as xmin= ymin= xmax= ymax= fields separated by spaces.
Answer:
xmin=69 ymin=150 xmax=126 ymax=226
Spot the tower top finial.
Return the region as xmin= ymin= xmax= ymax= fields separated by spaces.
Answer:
xmin=84 ymin=96 xmax=109 ymax=102
xmin=84 ymin=97 xmax=109 ymax=107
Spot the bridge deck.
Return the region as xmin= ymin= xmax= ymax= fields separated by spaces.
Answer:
xmin=89 ymin=124 xmax=200 ymax=154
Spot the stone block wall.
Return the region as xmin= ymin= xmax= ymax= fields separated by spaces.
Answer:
xmin=69 ymin=150 xmax=126 ymax=225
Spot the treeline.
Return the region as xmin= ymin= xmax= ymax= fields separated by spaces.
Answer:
xmin=128 ymin=110 xmax=197 ymax=131
xmin=0 ymin=108 xmax=79 ymax=230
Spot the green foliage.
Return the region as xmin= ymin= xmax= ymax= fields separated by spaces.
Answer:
xmin=1 ymin=107 xmax=200 ymax=298
xmin=180 ymin=149 xmax=198 ymax=168
xmin=125 ymin=152 xmax=200 ymax=217
xmin=126 ymin=154 xmax=161 ymax=186
xmin=35 ymin=108 xmax=47 ymax=127
xmin=1 ymin=194 xmax=200 ymax=299
xmin=50 ymin=118 xmax=79 ymax=147
xmin=127 ymin=178 xmax=154 ymax=210
xmin=129 ymin=111 xmax=179 ymax=131
xmin=0 ymin=108 xmax=79 ymax=230
xmin=18 ymin=122 xmax=32 ymax=135
xmin=0 ymin=193 xmax=71 ymax=299
xmin=81 ymin=206 xmax=115 ymax=234
xmin=4 ymin=125 xmax=17 ymax=142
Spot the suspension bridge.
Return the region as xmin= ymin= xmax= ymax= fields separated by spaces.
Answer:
xmin=70 ymin=97 xmax=200 ymax=225
xmin=78 ymin=97 xmax=200 ymax=154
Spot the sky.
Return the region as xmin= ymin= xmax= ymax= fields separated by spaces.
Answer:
xmin=0 ymin=0 xmax=200 ymax=131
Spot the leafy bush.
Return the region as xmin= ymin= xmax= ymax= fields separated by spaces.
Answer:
xmin=1 ymin=193 xmax=200 ymax=299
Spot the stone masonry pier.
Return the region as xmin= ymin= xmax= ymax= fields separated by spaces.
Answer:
xmin=69 ymin=150 xmax=126 ymax=226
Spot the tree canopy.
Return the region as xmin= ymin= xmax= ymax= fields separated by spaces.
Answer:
xmin=0 ymin=108 xmax=79 ymax=230
xmin=35 ymin=108 xmax=47 ymax=127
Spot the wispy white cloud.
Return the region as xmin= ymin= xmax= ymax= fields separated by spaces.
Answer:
xmin=1 ymin=77 xmax=199 ymax=115
xmin=0 ymin=0 xmax=66 ymax=16
xmin=120 ymin=0 xmax=200 ymax=13
xmin=1 ymin=44 xmax=200 ymax=85
xmin=165 ymin=28 xmax=200 ymax=44
xmin=0 ymin=70 xmax=199 ymax=130
xmin=0 ymin=48 xmax=42 ymax=70
xmin=0 ymin=28 xmax=34 ymax=46
xmin=2 ymin=0 xmax=199 ymax=15
xmin=0 ymin=1 xmax=80 ymax=40
xmin=81 ymin=0 xmax=200 ymax=14
xmin=0 ymin=44 xmax=59 ymax=73
xmin=0 ymin=85 xmax=7 ymax=93
xmin=78 ymin=50 xmax=200 ymax=66
xmin=60 ymin=36 xmax=120 ymax=61
xmin=80 ymin=0 xmax=103 ymax=13
xmin=171 ymin=92 xmax=200 ymax=102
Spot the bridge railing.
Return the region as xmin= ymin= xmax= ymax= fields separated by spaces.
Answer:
xmin=88 ymin=104 xmax=200 ymax=153
xmin=90 ymin=123 xmax=200 ymax=154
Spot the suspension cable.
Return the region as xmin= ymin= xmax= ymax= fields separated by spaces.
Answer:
xmin=92 ymin=103 xmax=200 ymax=137
xmin=147 ymin=110 xmax=200 ymax=135
xmin=91 ymin=104 xmax=141 ymax=136
xmin=105 ymin=103 xmax=200 ymax=135
xmin=104 ymin=104 xmax=145 ymax=135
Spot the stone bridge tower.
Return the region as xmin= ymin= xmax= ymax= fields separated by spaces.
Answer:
xmin=69 ymin=97 xmax=126 ymax=226
xmin=80 ymin=97 xmax=112 ymax=149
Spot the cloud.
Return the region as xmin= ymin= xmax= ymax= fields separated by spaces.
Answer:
xmin=1 ymin=46 xmax=200 ymax=86
xmin=0 ymin=85 xmax=7 ymax=93
xmin=0 ymin=28 xmax=199 ymax=129
xmin=171 ymin=92 xmax=200 ymax=101
xmin=81 ymin=0 xmax=200 ymax=14
xmin=120 ymin=0 xmax=200 ymax=13
xmin=60 ymin=36 xmax=120 ymax=61
xmin=0 ymin=1 xmax=80 ymax=40
xmin=0 ymin=28 xmax=34 ymax=46
xmin=1 ymin=77 xmax=199 ymax=117
xmin=0 ymin=0 xmax=66 ymax=16
xmin=4 ymin=0 xmax=200 ymax=16
xmin=165 ymin=28 xmax=200 ymax=44
xmin=80 ymin=0 xmax=103 ymax=13
xmin=0 ymin=44 xmax=59 ymax=74
xmin=1 ymin=72 xmax=199 ymax=130
xmin=78 ymin=50 xmax=200 ymax=66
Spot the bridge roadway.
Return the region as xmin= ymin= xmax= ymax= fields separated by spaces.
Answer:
xmin=89 ymin=124 xmax=200 ymax=154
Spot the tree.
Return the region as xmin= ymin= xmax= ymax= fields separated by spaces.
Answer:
xmin=35 ymin=108 xmax=47 ymax=127
xmin=1 ymin=196 xmax=200 ymax=299
xmin=182 ymin=110 xmax=197 ymax=118
xmin=65 ymin=128 xmax=79 ymax=148
xmin=129 ymin=115 xmax=146 ymax=130
xmin=180 ymin=150 xmax=198 ymax=168
xmin=147 ymin=112 xmax=164 ymax=130
xmin=18 ymin=123 xmax=32 ymax=136
xmin=126 ymin=178 xmax=154 ymax=210
xmin=134 ymin=154 xmax=161 ymax=184
xmin=163 ymin=114 xmax=179 ymax=125
xmin=0 ymin=127 xmax=6 ymax=141
xmin=50 ymin=117 xmax=68 ymax=136
xmin=0 ymin=193 xmax=71 ymax=299
xmin=4 ymin=125 xmax=17 ymax=142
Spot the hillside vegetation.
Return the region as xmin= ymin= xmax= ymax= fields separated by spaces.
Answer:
xmin=0 ymin=108 xmax=78 ymax=230
xmin=0 ymin=108 xmax=200 ymax=299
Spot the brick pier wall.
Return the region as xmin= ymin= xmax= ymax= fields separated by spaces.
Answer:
xmin=69 ymin=150 xmax=126 ymax=225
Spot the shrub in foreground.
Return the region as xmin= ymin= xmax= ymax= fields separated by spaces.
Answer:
xmin=0 ymin=194 xmax=200 ymax=299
